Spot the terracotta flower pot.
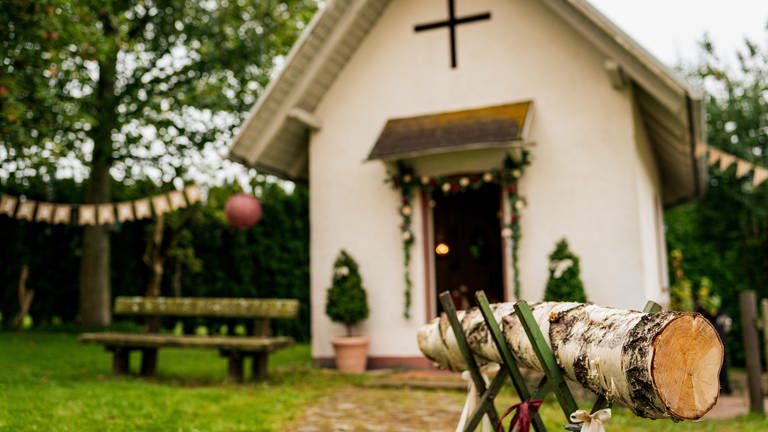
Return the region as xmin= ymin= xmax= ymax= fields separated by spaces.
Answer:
xmin=331 ymin=336 xmax=370 ymax=373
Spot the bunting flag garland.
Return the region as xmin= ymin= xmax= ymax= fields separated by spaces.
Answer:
xmin=53 ymin=205 xmax=71 ymax=224
xmin=695 ymin=142 xmax=708 ymax=159
xmin=0 ymin=184 xmax=203 ymax=226
xmin=736 ymin=159 xmax=753 ymax=178
xmin=184 ymin=184 xmax=202 ymax=204
xmin=116 ymin=202 xmax=135 ymax=222
xmin=97 ymin=204 xmax=116 ymax=225
xmin=753 ymin=167 xmax=768 ymax=187
xmin=718 ymin=153 xmax=736 ymax=171
xmin=0 ymin=194 xmax=18 ymax=216
xmin=16 ymin=200 xmax=36 ymax=221
xmin=134 ymin=198 xmax=152 ymax=219
xmin=151 ymin=194 xmax=171 ymax=216
xmin=167 ymin=190 xmax=187 ymax=210
xmin=36 ymin=203 xmax=54 ymax=223
xmin=79 ymin=205 xmax=96 ymax=226
xmin=707 ymin=148 xmax=721 ymax=165
xmin=697 ymin=143 xmax=768 ymax=187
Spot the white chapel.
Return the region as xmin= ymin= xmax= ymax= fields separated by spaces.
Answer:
xmin=230 ymin=0 xmax=706 ymax=368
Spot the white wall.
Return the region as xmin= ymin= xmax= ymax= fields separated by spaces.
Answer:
xmin=309 ymin=0 xmax=663 ymax=359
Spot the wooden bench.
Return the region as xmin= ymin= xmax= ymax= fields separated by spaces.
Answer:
xmin=79 ymin=296 xmax=299 ymax=382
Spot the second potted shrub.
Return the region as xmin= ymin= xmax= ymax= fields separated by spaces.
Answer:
xmin=325 ymin=249 xmax=370 ymax=373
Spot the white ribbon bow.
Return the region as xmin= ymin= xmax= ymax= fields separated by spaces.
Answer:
xmin=570 ymin=409 xmax=611 ymax=432
xmin=456 ymin=364 xmax=499 ymax=432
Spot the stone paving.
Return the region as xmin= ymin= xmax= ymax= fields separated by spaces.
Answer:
xmin=290 ymin=387 xmax=466 ymax=432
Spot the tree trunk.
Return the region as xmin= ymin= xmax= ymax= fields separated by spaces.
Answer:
xmin=12 ymin=264 xmax=34 ymax=329
xmin=78 ymin=17 xmax=118 ymax=327
xmin=418 ymin=302 xmax=723 ymax=421
xmin=78 ymin=160 xmax=112 ymax=326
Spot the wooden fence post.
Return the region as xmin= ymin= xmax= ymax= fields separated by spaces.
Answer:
xmin=739 ymin=291 xmax=764 ymax=413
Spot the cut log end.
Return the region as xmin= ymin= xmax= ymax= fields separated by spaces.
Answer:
xmin=651 ymin=314 xmax=723 ymax=420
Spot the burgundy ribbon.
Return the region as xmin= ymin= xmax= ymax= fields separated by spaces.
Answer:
xmin=497 ymin=400 xmax=543 ymax=432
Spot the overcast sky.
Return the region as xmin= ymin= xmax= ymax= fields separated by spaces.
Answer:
xmin=587 ymin=0 xmax=768 ymax=67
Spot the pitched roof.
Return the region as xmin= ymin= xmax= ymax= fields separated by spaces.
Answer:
xmin=229 ymin=0 xmax=706 ymax=206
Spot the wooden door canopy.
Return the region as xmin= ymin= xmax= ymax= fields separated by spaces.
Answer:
xmin=367 ymin=101 xmax=532 ymax=161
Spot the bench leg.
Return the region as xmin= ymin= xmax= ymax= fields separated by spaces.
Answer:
xmin=140 ymin=348 xmax=158 ymax=376
xmin=226 ymin=352 xmax=244 ymax=383
xmin=110 ymin=347 xmax=131 ymax=375
xmin=251 ymin=352 xmax=268 ymax=381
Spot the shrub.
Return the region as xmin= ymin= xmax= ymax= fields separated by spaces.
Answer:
xmin=543 ymin=239 xmax=587 ymax=302
xmin=325 ymin=250 xmax=369 ymax=336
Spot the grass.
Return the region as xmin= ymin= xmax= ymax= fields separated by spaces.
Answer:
xmin=0 ymin=332 xmax=363 ymax=431
xmin=0 ymin=331 xmax=764 ymax=431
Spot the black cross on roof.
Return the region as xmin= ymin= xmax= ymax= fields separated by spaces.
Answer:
xmin=414 ymin=0 xmax=492 ymax=68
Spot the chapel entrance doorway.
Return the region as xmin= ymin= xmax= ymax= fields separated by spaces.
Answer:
xmin=433 ymin=183 xmax=504 ymax=312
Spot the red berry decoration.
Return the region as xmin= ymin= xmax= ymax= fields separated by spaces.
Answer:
xmin=225 ymin=193 xmax=262 ymax=229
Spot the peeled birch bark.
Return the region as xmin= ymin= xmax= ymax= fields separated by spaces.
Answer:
xmin=417 ymin=302 xmax=723 ymax=421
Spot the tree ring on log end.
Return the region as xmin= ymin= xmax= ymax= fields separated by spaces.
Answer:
xmin=651 ymin=313 xmax=723 ymax=420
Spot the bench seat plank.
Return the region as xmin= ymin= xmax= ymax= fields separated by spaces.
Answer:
xmin=114 ymin=296 xmax=299 ymax=318
xmin=79 ymin=332 xmax=293 ymax=351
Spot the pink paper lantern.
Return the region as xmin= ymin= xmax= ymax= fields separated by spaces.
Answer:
xmin=225 ymin=193 xmax=262 ymax=229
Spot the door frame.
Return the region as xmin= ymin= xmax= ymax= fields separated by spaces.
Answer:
xmin=421 ymin=184 xmax=509 ymax=320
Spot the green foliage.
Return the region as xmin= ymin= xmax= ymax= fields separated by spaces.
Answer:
xmin=669 ymin=249 xmax=694 ymax=312
xmin=543 ymin=239 xmax=587 ymax=302
xmin=666 ymin=32 xmax=768 ymax=365
xmin=0 ymin=0 xmax=317 ymax=323
xmin=0 ymin=0 xmax=318 ymax=181
xmin=325 ymin=250 xmax=369 ymax=336
xmin=0 ymin=178 xmax=311 ymax=341
xmin=669 ymin=249 xmax=721 ymax=314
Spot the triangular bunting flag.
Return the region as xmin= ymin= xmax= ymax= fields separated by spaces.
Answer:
xmin=116 ymin=202 xmax=135 ymax=222
xmin=707 ymin=149 xmax=721 ymax=166
xmin=753 ymin=167 xmax=768 ymax=187
xmin=736 ymin=160 xmax=753 ymax=179
xmin=97 ymin=204 xmax=115 ymax=225
xmin=134 ymin=199 xmax=152 ymax=219
xmin=719 ymin=153 xmax=736 ymax=171
xmin=79 ymin=205 xmax=96 ymax=226
xmin=151 ymin=194 xmax=170 ymax=216
xmin=53 ymin=205 xmax=71 ymax=224
xmin=167 ymin=190 xmax=187 ymax=210
xmin=695 ymin=142 xmax=708 ymax=159
xmin=16 ymin=200 xmax=36 ymax=221
xmin=0 ymin=194 xmax=18 ymax=217
xmin=36 ymin=202 xmax=54 ymax=223
xmin=184 ymin=184 xmax=202 ymax=204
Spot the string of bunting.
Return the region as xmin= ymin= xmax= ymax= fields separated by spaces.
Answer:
xmin=387 ymin=150 xmax=531 ymax=318
xmin=0 ymin=184 xmax=202 ymax=226
xmin=696 ymin=143 xmax=768 ymax=185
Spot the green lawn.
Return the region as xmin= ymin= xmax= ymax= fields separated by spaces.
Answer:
xmin=0 ymin=332 xmax=764 ymax=431
xmin=0 ymin=332 xmax=363 ymax=431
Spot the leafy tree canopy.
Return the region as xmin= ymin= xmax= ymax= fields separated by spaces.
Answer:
xmin=0 ymin=0 xmax=317 ymax=184
xmin=666 ymin=32 xmax=768 ymax=365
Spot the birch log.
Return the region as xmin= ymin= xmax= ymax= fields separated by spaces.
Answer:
xmin=417 ymin=302 xmax=723 ymax=421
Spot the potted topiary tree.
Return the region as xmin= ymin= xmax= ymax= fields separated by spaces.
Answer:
xmin=325 ymin=249 xmax=370 ymax=373
xmin=543 ymin=238 xmax=587 ymax=302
